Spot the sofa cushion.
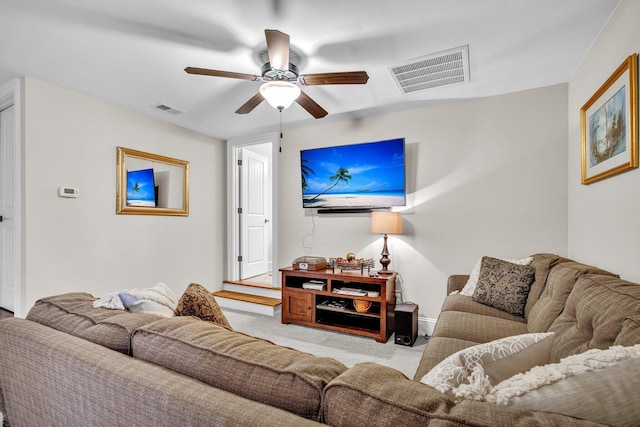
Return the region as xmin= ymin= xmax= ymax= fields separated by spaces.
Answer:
xmin=460 ymin=256 xmax=533 ymax=297
xmin=523 ymin=256 xmax=554 ymax=318
xmin=483 ymin=345 xmax=640 ymax=427
xmin=615 ymin=316 xmax=640 ymax=347
xmin=527 ymin=262 xmax=617 ymax=333
xmin=548 ymin=274 xmax=640 ymax=362
xmin=421 ymin=333 xmax=554 ymax=397
xmin=441 ymin=294 xmax=527 ymax=322
xmin=131 ymin=316 xmax=346 ymax=420
xmin=26 ymin=292 xmax=163 ymax=354
xmin=414 ymin=336 xmax=480 ymax=381
xmin=472 ymin=257 xmax=536 ymax=317
xmin=176 ymin=283 xmax=231 ymax=329
xmin=432 ymin=311 xmax=528 ymax=343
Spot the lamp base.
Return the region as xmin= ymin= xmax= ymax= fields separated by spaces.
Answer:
xmin=377 ymin=270 xmax=395 ymax=275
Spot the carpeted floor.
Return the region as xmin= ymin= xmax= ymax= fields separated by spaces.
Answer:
xmin=224 ymin=308 xmax=427 ymax=378
xmin=244 ymin=272 xmax=274 ymax=286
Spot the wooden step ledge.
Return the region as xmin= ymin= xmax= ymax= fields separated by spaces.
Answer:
xmin=213 ymin=290 xmax=281 ymax=307
xmin=223 ymin=279 xmax=281 ymax=290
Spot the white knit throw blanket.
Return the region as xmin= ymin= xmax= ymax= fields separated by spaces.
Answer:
xmin=453 ymin=344 xmax=640 ymax=403
xmin=93 ymin=291 xmax=126 ymax=310
xmin=92 ymin=283 xmax=177 ymax=317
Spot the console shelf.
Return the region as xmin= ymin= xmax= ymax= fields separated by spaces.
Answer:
xmin=280 ymin=267 xmax=396 ymax=343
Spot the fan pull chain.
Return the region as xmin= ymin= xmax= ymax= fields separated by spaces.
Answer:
xmin=278 ymin=106 xmax=283 ymax=152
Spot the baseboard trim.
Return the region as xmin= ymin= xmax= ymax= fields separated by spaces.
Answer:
xmin=418 ymin=316 xmax=437 ymax=337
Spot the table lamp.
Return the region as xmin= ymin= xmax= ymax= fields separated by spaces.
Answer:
xmin=370 ymin=212 xmax=402 ymax=274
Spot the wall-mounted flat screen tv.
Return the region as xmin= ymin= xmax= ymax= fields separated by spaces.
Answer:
xmin=126 ymin=168 xmax=156 ymax=207
xmin=300 ymin=138 xmax=405 ymax=210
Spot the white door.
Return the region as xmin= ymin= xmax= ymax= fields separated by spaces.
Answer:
xmin=0 ymin=105 xmax=16 ymax=311
xmin=240 ymin=148 xmax=269 ymax=279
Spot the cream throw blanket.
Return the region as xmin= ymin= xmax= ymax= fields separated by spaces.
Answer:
xmin=93 ymin=283 xmax=177 ymax=317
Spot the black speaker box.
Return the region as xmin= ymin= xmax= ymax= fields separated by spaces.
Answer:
xmin=394 ymin=303 xmax=418 ymax=346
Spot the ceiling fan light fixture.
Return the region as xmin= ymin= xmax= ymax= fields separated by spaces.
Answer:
xmin=259 ymin=81 xmax=301 ymax=110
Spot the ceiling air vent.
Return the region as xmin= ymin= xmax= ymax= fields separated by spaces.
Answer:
xmin=389 ymin=45 xmax=470 ymax=94
xmin=154 ymin=103 xmax=183 ymax=115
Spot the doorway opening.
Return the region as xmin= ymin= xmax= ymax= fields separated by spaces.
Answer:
xmin=0 ymin=78 xmax=21 ymax=316
xmin=226 ymin=133 xmax=279 ymax=287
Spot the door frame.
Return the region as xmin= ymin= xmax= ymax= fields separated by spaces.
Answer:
xmin=0 ymin=78 xmax=22 ymax=316
xmin=226 ymin=132 xmax=279 ymax=284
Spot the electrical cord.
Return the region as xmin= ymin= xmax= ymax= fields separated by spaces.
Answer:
xmin=301 ymin=208 xmax=317 ymax=255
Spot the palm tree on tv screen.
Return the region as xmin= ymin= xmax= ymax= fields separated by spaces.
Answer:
xmin=309 ymin=167 xmax=352 ymax=201
xmin=301 ymin=158 xmax=315 ymax=191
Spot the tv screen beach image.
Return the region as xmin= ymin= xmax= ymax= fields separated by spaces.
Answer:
xmin=300 ymin=138 xmax=405 ymax=209
xmin=127 ymin=168 xmax=156 ymax=207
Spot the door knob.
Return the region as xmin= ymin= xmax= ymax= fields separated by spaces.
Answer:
xmin=264 ymin=219 xmax=270 ymax=223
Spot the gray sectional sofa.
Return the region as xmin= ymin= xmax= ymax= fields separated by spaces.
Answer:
xmin=1 ymin=253 xmax=639 ymax=426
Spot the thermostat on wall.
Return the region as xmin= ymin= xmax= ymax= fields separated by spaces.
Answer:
xmin=58 ymin=187 xmax=79 ymax=198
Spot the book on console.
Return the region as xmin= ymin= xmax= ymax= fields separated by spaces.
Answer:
xmin=333 ymin=287 xmax=367 ymax=296
xmin=303 ymin=280 xmax=326 ymax=290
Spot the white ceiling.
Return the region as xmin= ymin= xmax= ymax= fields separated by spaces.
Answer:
xmin=0 ymin=0 xmax=620 ymax=140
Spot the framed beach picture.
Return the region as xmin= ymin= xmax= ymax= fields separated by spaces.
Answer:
xmin=581 ymin=53 xmax=638 ymax=185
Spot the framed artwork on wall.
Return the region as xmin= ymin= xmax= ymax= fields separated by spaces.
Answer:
xmin=116 ymin=147 xmax=190 ymax=216
xmin=581 ymin=53 xmax=638 ymax=185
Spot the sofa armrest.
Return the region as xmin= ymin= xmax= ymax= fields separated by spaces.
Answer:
xmin=323 ymin=362 xmax=457 ymax=426
xmin=447 ymin=275 xmax=469 ymax=294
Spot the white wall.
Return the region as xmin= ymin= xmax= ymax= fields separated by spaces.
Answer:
xmin=568 ymin=0 xmax=640 ymax=282
xmin=278 ymin=84 xmax=569 ymax=319
xmin=20 ymin=77 xmax=225 ymax=316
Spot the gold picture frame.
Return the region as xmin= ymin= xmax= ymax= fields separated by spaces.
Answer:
xmin=581 ymin=53 xmax=638 ymax=185
xmin=116 ymin=147 xmax=189 ymax=216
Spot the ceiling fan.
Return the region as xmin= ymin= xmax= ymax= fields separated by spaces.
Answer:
xmin=185 ymin=29 xmax=369 ymax=119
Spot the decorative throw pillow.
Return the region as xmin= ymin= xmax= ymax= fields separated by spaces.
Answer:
xmin=177 ymin=283 xmax=232 ymax=330
xmin=472 ymin=257 xmax=535 ymax=317
xmin=477 ymin=344 xmax=640 ymax=427
xmin=460 ymin=256 xmax=533 ymax=296
xmin=118 ymin=283 xmax=177 ymax=317
xmin=420 ymin=332 xmax=554 ymax=397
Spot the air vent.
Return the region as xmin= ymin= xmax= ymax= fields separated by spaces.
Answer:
xmin=389 ymin=45 xmax=470 ymax=94
xmin=154 ymin=103 xmax=183 ymax=115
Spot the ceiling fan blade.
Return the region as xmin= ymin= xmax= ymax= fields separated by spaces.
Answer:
xmin=235 ymin=92 xmax=265 ymax=114
xmin=296 ymin=90 xmax=328 ymax=119
xmin=265 ymin=29 xmax=290 ymax=71
xmin=301 ymin=71 xmax=369 ymax=85
xmin=185 ymin=67 xmax=258 ymax=81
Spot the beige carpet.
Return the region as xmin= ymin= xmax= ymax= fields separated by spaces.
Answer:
xmin=244 ymin=272 xmax=273 ymax=286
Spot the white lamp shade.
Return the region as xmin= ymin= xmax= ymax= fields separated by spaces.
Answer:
xmin=370 ymin=212 xmax=402 ymax=235
xmin=259 ymin=81 xmax=301 ymax=110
